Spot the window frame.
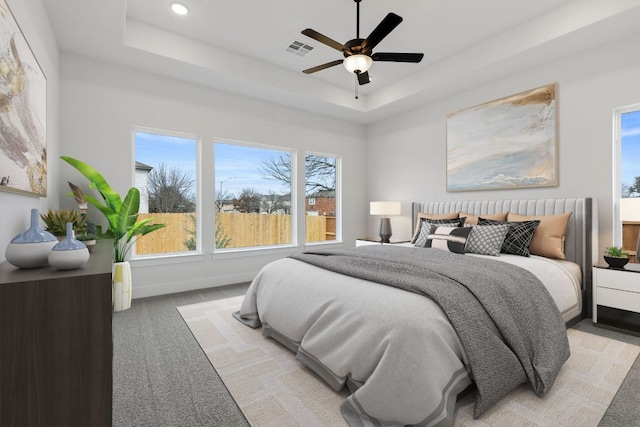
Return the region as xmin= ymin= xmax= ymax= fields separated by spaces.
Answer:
xmin=213 ymin=137 xmax=298 ymax=252
xmin=131 ymin=126 xmax=202 ymax=260
xmin=613 ymin=103 xmax=640 ymax=247
xmin=304 ymin=150 xmax=342 ymax=245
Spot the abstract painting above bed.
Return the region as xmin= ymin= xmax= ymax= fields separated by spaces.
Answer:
xmin=446 ymin=84 xmax=557 ymax=192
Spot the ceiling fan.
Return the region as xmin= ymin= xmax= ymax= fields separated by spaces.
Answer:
xmin=301 ymin=0 xmax=424 ymax=86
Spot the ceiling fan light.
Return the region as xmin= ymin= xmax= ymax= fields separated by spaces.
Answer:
xmin=343 ymin=54 xmax=373 ymax=74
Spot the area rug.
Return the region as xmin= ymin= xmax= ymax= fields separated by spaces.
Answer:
xmin=177 ymin=296 xmax=640 ymax=427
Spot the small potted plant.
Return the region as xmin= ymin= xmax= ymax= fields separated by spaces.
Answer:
xmin=75 ymin=221 xmax=98 ymax=252
xmin=40 ymin=209 xmax=87 ymax=240
xmin=604 ymin=246 xmax=629 ymax=269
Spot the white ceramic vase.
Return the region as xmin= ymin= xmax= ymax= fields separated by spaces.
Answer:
xmin=5 ymin=208 xmax=58 ymax=269
xmin=113 ymin=261 xmax=132 ymax=312
xmin=48 ymin=223 xmax=90 ymax=270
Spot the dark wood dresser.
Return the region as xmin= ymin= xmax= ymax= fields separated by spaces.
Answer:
xmin=0 ymin=240 xmax=112 ymax=427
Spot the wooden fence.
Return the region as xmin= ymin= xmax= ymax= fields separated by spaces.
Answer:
xmin=136 ymin=212 xmax=335 ymax=254
xmin=623 ymin=221 xmax=640 ymax=263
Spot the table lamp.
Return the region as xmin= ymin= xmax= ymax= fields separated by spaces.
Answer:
xmin=370 ymin=201 xmax=401 ymax=243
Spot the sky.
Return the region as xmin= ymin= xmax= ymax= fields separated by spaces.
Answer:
xmin=135 ymin=132 xmax=197 ymax=196
xmin=621 ymin=110 xmax=640 ymax=191
xmin=135 ymin=132 xmax=290 ymax=197
xmin=213 ymin=142 xmax=290 ymax=196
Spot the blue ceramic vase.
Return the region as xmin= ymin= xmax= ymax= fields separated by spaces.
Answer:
xmin=48 ymin=223 xmax=90 ymax=270
xmin=5 ymin=208 xmax=58 ymax=268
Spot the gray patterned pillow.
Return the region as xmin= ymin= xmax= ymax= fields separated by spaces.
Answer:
xmin=465 ymin=224 xmax=510 ymax=256
xmin=414 ymin=218 xmax=465 ymax=247
xmin=477 ymin=218 xmax=540 ymax=257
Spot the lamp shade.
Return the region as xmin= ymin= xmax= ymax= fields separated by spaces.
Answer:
xmin=344 ymin=54 xmax=373 ymax=74
xmin=370 ymin=201 xmax=401 ymax=216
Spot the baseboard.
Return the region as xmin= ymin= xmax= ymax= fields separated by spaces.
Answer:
xmin=132 ymin=271 xmax=257 ymax=299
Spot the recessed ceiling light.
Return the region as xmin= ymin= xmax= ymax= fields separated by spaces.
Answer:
xmin=170 ymin=2 xmax=189 ymax=16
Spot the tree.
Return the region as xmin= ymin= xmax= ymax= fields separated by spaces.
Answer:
xmin=632 ymin=176 xmax=640 ymax=197
xmin=146 ymin=163 xmax=195 ymax=213
xmin=184 ymin=214 xmax=231 ymax=249
xmin=183 ymin=214 xmax=197 ymax=251
xmin=260 ymin=191 xmax=286 ymax=214
xmin=215 ymin=189 xmax=233 ymax=213
xmin=215 ymin=219 xmax=231 ymax=248
xmin=304 ymin=155 xmax=336 ymax=195
xmin=233 ymin=187 xmax=261 ymax=213
xmin=259 ymin=154 xmax=335 ymax=196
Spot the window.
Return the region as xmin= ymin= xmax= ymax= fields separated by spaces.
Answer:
xmin=305 ymin=153 xmax=339 ymax=243
xmin=214 ymin=140 xmax=293 ymax=249
xmin=134 ymin=129 xmax=198 ymax=256
xmin=615 ymin=106 xmax=640 ymax=254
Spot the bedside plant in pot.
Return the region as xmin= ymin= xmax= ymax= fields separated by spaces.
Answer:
xmin=60 ymin=156 xmax=166 ymax=312
xmin=604 ymin=246 xmax=629 ymax=269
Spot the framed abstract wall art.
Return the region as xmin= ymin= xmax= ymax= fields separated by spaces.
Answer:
xmin=0 ymin=0 xmax=47 ymax=197
xmin=446 ymin=83 xmax=557 ymax=192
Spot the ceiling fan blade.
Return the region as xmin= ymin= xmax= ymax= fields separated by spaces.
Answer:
xmin=302 ymin=29 xmax=346 ymax=52
xmin=302 ymin=59 xmax=344 ymax=74
xmin=361 ymin=13 xmax=403 ymax=53
xmin=357 ymin=71 xmax=371 ymax=86
xmin=371 ymin=52 xmax=424 ymax=63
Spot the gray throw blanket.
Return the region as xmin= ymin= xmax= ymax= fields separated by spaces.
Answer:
xmin=290 ymin=245 xmax=570 ymax=418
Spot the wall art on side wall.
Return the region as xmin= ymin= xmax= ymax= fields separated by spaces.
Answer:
xmin=0 ymin=0 xmax=47 ymax=197
xmin=446 ymin=83 xmax=557 ymax=192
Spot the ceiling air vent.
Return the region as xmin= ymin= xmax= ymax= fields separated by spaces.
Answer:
xmin=285 ymin=40 xmax=314 ymax=57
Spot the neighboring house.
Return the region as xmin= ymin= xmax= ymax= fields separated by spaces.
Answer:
xmin=134 ymin=161 xmax=153 ymax=213
xmin=306 ymin=190 xmax=335 ymax=216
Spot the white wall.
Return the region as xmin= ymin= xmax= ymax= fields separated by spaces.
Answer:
xmin=0 ymin=0 xmax=59 ymax=263
xmin=366 ymin=31 xmax=640 ymax=258
xmin=59 ymin=54 xmax=367 ymax=297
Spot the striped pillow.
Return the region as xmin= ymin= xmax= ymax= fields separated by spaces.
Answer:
xmin=425 ymin=226 xmax=472 ymax=254
xmin=413 ymin=218 xmax=465 ymax=246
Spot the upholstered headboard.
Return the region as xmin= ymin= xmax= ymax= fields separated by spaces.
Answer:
xmin=412 ymin=198 xmax=596 ymax=319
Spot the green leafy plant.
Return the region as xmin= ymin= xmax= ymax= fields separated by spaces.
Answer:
xmin=40 ymin=208 xmax=87 ymax=236
xmin=60 ymin=156 xmax=166 ymax=262
xmin=604 ymin=246 xmax=628 ymax=258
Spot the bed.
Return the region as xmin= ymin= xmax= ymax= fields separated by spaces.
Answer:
xmin=234 ymin=197 xmax=595 ymax=426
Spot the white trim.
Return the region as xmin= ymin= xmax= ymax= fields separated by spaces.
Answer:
xmin=131 ymin=126 xmax=202 ymax=258
xmin=304 ymin=151 xmax=342 ymax=243
xmin=613 ymin=103 xmax=640 ymax=247
xmin=213 ymin=138 xmax=296 ymax=252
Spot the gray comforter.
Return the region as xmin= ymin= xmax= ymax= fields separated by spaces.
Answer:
xmin=235 ymin=246 xmax=570 ymax=426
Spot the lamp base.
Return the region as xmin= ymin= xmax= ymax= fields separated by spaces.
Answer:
xmin=379 ymin=217 xmax=392 ymax=243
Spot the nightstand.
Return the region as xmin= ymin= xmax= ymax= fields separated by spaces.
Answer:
xmin=593 ymin=264 xmax=640 ymax=335
xmin=356 ymin=238 xmax=411 ymax=247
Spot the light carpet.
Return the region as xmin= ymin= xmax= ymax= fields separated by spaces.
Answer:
xmin=178 ymin=296 xmax=640 ymax=427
